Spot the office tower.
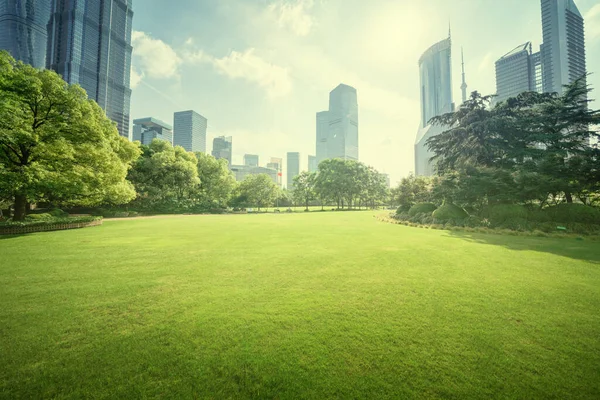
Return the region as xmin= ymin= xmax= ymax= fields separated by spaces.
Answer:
xmin=495 ymin=42 xmax=542 ymax=103
xmin=460 ymin=48 xmax=468 ymax=104
xmin=173 ymin=110 xmax=207 ymax=153
xmin=230 ymin=165 xmax=278 ymax=184
xmin=540 ymin=0 xmax=586 ymax=95
xmin=132 ymin=117 xmax=173 ymax=145
xmin=414 ymin=33 xmax=454 ymax=177
xmin=212 ymin=136 xmax=233 ymax=166
xmin=47 ymin=0 xmax=134 ymax=138
xmin=267 ymin=157 xmax=283 ymax=187
xmin=308 ymin=155 xmax=317 ymax=173
xmin=244 ymin=154 xmax=259 ymax=167
xmin=0 ymin=0 xmax=52 ymax=68
xmin=315 ymin=111 xmax=330 ymax=164
xmin=328 ymin=84 xmax=359 ymax=161
xmin=287 ymin=152 xmax=300 ymax=189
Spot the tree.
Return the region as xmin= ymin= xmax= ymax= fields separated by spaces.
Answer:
xmin=0 ymin=51 xmax=140 ymax=220
xmin=292 ymin=171 xmax=316 ymax=211
xmin=128 ymin=140 xmax=199 ymax=210
xmin=233 ymin=174 xmax=279 ymax=211
xmin=194 ymin=152 xmax=236 ymax=210
xmin=391 ymin=174 xmax=432 ymax=211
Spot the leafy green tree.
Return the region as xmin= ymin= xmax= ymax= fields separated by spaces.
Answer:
xmin=391 ymin=174 xmax=432 ymax=211
xmin=128 ymin=140 xmax=199 ymax=210
xmin=233 ymin=174 xmax=279 ymax=211
xmin=194 ymin=152 xmax=236 ymax=210
xmin=0 ymin=51 xmax=140 ymax=220
xmin=292 ymin=171 xmax=316 ymax=211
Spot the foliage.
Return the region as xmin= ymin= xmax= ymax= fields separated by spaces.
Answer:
xmin=232 ymin=174 xmax=279 ymax=211
xmin=292 ymin=171 xmax=316 ymax=211
xmin=391 ymin=174 xmax=433 ymax=211
xmin=542 ymin=203 xmax=600 ymax=225
xmin=432 ymin=203 xmax=469 ymax=222
xmin=0 ymin=215 xmax=101 ymax=228
xmin=128 ymin=140 xmax=199 ymax=210
xmin=408 ymin=203 xmax=437 ymax=217
xmin=483 ymin=204 xmax=529 ymax=225
xmin=0 ymin=51 xmax=140 ymax=220
xmin=193 ymin=152 xmax=236 ymax=210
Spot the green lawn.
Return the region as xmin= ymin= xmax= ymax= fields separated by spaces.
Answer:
xmin=1 ymin=212 xmax=599 ymax=399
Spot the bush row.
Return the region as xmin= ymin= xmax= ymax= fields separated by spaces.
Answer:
xmin=0 ymin=216 xmax=102 ymax=228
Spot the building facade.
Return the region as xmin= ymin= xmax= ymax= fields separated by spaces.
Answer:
xmin=315 ymin=111 xmax=329 ymax=164
xmin=132 ymin=117 xmax=173 ymax=145
xmin=0 ymin=0 xmax=52 ymax=68
xmin=415 ymin=35 xmax=454 ymax=177
xmin=540 ymin=0 xmax=586 ymax=95
xmin=230 ymin=165 xmax=278 ymax=184
xmin=267 ymin=157 xmax=283 ymax=187
xmin=47 ymin=0 xmax=134 ymax=138
xmin=173 ymin=110 xmax=207 ymax=153
xmin=212 ymin=136 xmax=232 ymax=166
xmin=308 ymin=155 xmax=317 ymax=173
xmin=244 ymin=154 xmax=259 ymax=167
xmin=495 ymin=42 xmax=542 ymax=104
xmin=287 ymin=152 xmax=300 ymax=190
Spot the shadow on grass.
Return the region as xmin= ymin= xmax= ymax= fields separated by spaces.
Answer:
xmin=445 ymin=230 xmax=600 ymax=264
xmin=0 ymin=234 xmax=28 ymax=240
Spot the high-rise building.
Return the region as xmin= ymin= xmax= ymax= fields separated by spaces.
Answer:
xmin=0 ymin=0 xmax=52 ymax=68
xmin=328 ymin=84 xmax=359 ymax=161
xmin=415 ymin=34 xmax=454 ymax=177
xmin=495 ymin=42 xmax=542 ymax=104
xmin=315 ymin=111 xmax=330 ymax=164
xmin=47 ymin=0 xmax=134 ymax=138
xmin=132 ymin=117 xmax=173 ymax=145
xmin=308 ymin=155 xmax=317 ymax=173
xmin=230 ymin=165 xmax=278 ymax=184
xmin=173 ymin=110 xmax=207 ymax=153
xmin=460 ymin=48 xmax=468 ymax=104
xmin=315 ymin=84 xmax=359 ymax=163
xmin=287 ymin=152 xmax=300 ymax=190
xmin=244 ymin=154 xmax=259 ymax=167
xmin=540 ymin=0 xmax=586 ymax=95
xmin=212 ymin=136 xmax=232 ymax=166
xmin=267 ymin=157 xmax=283 ymax=187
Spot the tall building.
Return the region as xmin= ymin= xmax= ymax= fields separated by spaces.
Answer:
xmin=315 ymin=111 xmax=330 ymax=164
xmin=173 ymin=110 xmax=207 ymax=153
xmin=495 ymin=42 xmax=542 ymax=103
xmin=0 ymin=0 xmax=52 ymax=68
xmin=308 ymin=155 xmax=317 ymax=173
xmin=540 ymin=0 xmax=586 ymax=95
xmin=267 ymin=157 xmax=283 ymax=187
xmin=460 ymin=48 xmax=468 ymax=104
xmin=287 ymin=152 xmax=300 ymax=189
xmin=314 ymin=84 xmax=359 ymax=163
xmin=132 ymin=117 xmax=173 ymax=145
xmin=212 ymin=136 xmax=232 ymax=166
xmin=47 ymin=0 xmax=134 ymax=138
xmin=415 ymin=34 xmax=454 ymax=177
xmin=244 ymin=154 xmax=259 ymax=167
xmin=230 ymin=165 xmax=278 ymax=184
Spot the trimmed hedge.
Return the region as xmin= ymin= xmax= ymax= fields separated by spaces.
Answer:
xmin=408 ymin=203 xmax=438 ymax=217
xmin=542 ymin=204 xmax=600 ymax=225
xmin=432 ymin=203 xmax=468 ymax=221
xmin=1 ymin=216 xmax=102 ymax=228
xmin=484 ymin=205 xmax=529 ymax=225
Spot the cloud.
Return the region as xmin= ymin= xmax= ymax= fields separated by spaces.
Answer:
xmin=131 ymin=31 xmax=182 ymax=80
xmin=184 ymin=47 xmax=293 ymax=98
xmin=478 ymin=52 xmax=494 ymax=74
xmin=585 ymin=5 xmax=600 ymax=41
xmin=267 ymin=0 xmax=315 ymax=36
xmin=130 ymin=67 xmax=144 ymax=89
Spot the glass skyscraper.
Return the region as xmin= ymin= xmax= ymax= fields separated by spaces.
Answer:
xmin=287 ymin=152 xmax=300 ymax=190
xmin=540 ymin=0 xmax=586 ymax=95
xmin=495 ymin=42 xmax=542 ymax=104
xmin=132 ymin=117 xmax=173 ymax=146
xmin=314 ymin=84 xmax=359 ymax=164
xmin=212 ymin=136 xmax=232 ymax=166
xmin=415 ymin=35 xmax=454 ymax=177
xmin=173 ymin=110 xmax=207 ymax=153
xmin=46 ymin=0 xmax=134 ymax=138
xmin=243 ymin=154 xmax=259 ymax=167
xmin=0 ymin=0 xmax=52 ymax=68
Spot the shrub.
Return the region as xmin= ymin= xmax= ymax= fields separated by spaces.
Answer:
xmin=1 ymin=216 xmax=102 ymax=228
xmin=25 ymin=213 xmax=54 ymax=221
xmin=542 ymin=204 xmax=600 ymax=225
xmin=48 ymin=209 xmax=68 ymax=218
xmin=396 ymin=204 xmax=411 ymax=214
xmin=432 ymin=203 xmax=468 ymax=222
xmin=408 ymin=203 xmax=438 ymax=217
xmin=484 ymin=204 xmax=529 ymax=226
xmin=497 ymin=217 xmax=530 ymax=232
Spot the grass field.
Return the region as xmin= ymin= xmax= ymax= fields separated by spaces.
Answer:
xmin=1 ymin=212 xmax=599 ymax=399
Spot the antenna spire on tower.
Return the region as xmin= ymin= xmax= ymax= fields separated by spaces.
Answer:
xmin=461 ymin=47 xmax=468 ymax=104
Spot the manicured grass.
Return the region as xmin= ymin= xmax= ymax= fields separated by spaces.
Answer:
xmin=1 ymin=212 xmax=599 ymax=398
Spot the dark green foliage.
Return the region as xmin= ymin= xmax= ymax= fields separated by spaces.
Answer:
xmin=408 ymin=203 xmax=437 ymax=217
xmin=543 ymin=204 xmax=600 ymax=224
xmin=1 ymin=216 xmax=101 ymax=228
xmin=432 ymin=203 xmax=468 ymax=221
xmin=25 ymin=213 xmax=54 ymax=221
xmin=47 ymin=209 xmax=68 ymax=218
xmin=484 ymin=204 xmax=529 ymax=225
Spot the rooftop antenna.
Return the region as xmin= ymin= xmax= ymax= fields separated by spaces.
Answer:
xmin=448 ymin=21 xmax=452 ymax=38
xmin=461 ymin=47 xmax=468 ymax=104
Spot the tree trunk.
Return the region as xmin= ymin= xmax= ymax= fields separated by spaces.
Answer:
xmin=565 ymin=192 xmax=573 ymax=204
xmin=13 ymin=194 xmax=27 ymax=221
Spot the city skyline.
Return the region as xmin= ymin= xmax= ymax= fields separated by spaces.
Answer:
xmin=128 ymin=0 xmax=599 ymax=185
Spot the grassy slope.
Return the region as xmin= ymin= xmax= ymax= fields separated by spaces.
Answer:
xmin=1 ymin=212 xmax=599 ymax=399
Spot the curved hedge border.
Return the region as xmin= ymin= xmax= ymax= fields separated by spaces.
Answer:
xmin=0 ymin=218 xmax=103 ymax=235
xmin=377 ymin=214 xmax=600 ymax=241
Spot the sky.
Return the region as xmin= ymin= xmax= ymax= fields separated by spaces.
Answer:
xmin=130 ymin=0 xmax=600 ymax=186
